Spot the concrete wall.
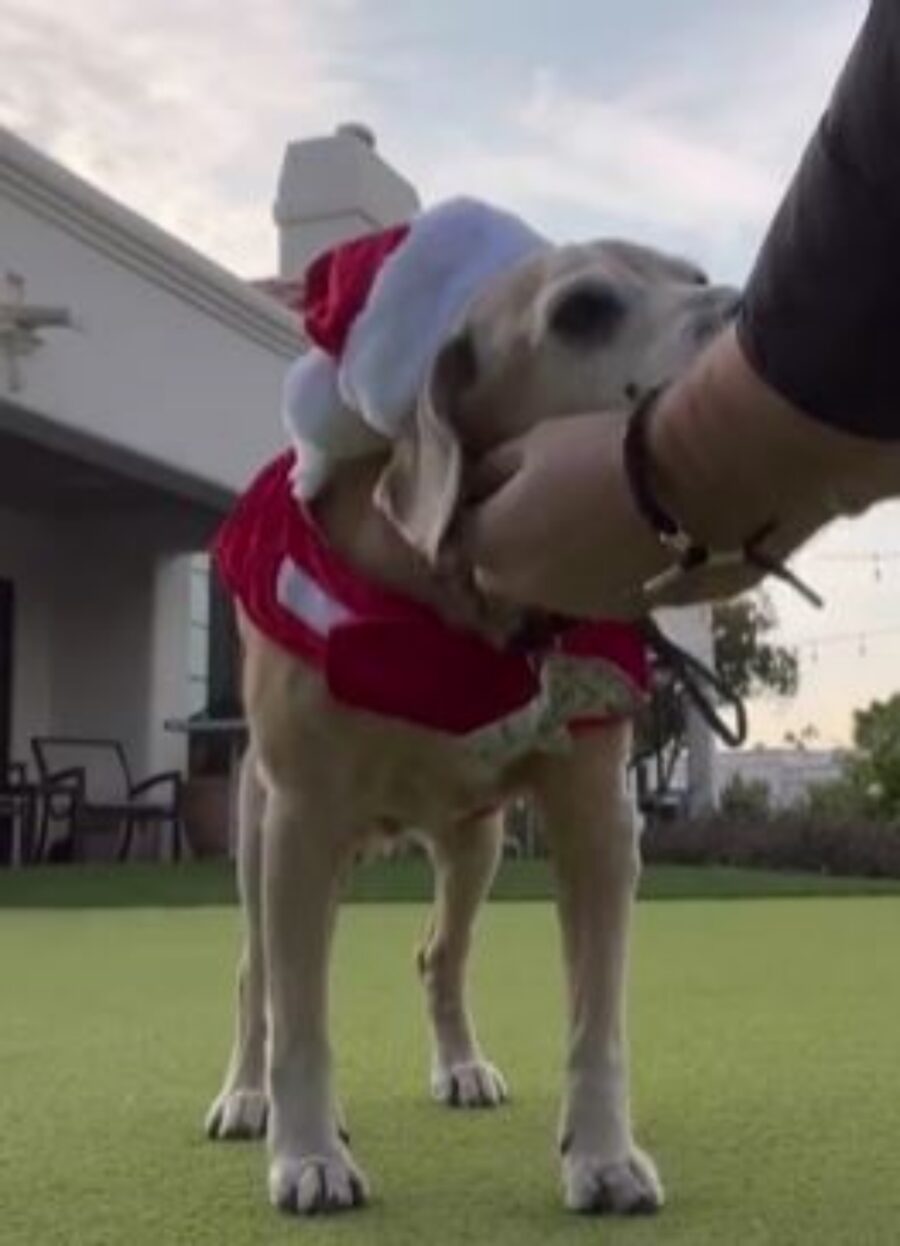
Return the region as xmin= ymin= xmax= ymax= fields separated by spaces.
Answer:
xmin=1 ymin=127 xmax=296 ymax=496
xmin=47 ymin=519 xmax=157 ymax=778
xmin=0 ymin=504 xmax=195 ymax=787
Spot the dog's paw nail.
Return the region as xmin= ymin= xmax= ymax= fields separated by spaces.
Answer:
xmin=205 ymin=1089 xmax=268 ymax=1141
xmin=432 ymin=1060 xmax=508 ymax=1108
xmin=269 ymin=1153 xmax=370 ymax=1216
xmin=563 ymin=1146 xmax=663 ymax=1216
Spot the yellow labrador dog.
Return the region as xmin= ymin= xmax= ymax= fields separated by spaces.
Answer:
xmin=205 ymin=238 xmax=737 ymax=1216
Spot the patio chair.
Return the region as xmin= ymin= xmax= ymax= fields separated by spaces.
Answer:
xmin=31 ymin=737 xmax=184 ymax=863
xmin=0 ymin=761 xmax=38 ymax=865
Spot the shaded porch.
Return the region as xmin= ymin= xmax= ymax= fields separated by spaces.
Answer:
xmin=0 ymin=403 xmax=237 ymax=863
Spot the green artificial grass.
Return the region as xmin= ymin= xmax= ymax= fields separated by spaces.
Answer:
xmin=2 ymin=857 xmax=900 ymax=910
xmin=2 ymin=894 xmax=900 ymax=1245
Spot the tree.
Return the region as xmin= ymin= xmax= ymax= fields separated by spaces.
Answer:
xmin=720 ymin=774 xmax=771 ymax=819
xmin=712 ymin=593 xmax=799 ymax=701
xmin=805 ymin=774 xmax=864 ymax=821
xmin=849 ymin=693 xmax=900 ymax=819
xmin=783 ymin=725 xmax=820 ymax=751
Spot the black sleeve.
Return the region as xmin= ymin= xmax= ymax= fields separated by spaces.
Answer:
xmin=737 ymin=0 xmax=900 ymax=439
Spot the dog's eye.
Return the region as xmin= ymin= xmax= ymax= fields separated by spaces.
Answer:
xmin=442 ymin=332 xmax=478 ymax=389
xmin=434 ymin=331 xmax=478 ymax=396
xmin=549 ymin=283 xmax=625 ymax=346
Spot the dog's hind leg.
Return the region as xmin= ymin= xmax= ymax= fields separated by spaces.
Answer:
xmin=534 ymin=725 xmax=663 ymax=1216
xmin=419 ymin=812 xmax=508 ymax=1108
xmin=205 ymin=748 xmax=269 ymax=1141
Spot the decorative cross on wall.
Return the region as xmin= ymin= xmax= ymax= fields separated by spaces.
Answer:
xmin=0 ymin=271 xmax=74 ymax=393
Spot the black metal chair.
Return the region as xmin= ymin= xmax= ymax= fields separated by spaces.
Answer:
xmin=31 ymin=737 xmax=184 ymax=862
xmin=0 ymin=761 xmax=38 ymax=865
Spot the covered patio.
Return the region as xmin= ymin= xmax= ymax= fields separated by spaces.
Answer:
xmin=0 ymin=125 xmax=296 ymax=862
xmin=0 ymin=404 xmax=232 ymax=863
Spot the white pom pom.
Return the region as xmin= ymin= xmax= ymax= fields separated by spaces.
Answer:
xmin=282 ymin=348 xmax=386 ymax=498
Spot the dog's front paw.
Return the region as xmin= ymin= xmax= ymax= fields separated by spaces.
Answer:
xmin=561 ymin=1142 xmax=663 ymax=1216
xmin=269 ymin=1147 xmax=369 ymax=1215
xmin=431 ymin=1058 xmax=508 ymax=1108
xmin=205 ymin=1088 xmax=268 ymax=1141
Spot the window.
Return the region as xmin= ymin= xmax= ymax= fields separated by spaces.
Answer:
xmin=188 ymin=555 xmax=210 ymax=716
xmin=186 ymin=554 xmax=241 ymax=778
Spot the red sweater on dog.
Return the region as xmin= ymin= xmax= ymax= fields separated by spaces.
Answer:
xmin=214 ymin=454 xmax=648 ymax=759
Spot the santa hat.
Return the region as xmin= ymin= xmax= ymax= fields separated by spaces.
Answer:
xmin=282 ymin=197 xmax=549 ymax=498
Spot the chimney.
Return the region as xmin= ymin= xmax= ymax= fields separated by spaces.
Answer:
xmin=273 ymin=123 xmax=420 ymax=279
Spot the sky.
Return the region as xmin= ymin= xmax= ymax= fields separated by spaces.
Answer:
xmin=1 ymin=0 xmax=892 ymax=747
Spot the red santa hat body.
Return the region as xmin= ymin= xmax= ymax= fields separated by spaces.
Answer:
xmin=282 ymin=197 xmax=549 ymax=498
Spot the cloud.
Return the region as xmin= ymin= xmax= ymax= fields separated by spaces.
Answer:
xmin=415 ymin=2 xmax=866 ymax=275
xmin=424 ymin=69 xmax=779 ymax=230
xmin=747 ymin=499 xmax=900 ymax=747
xmin=0 ymin=0 xmax=368 ymax=274
xmin=0 ymin=0 xmax=866 ymax=281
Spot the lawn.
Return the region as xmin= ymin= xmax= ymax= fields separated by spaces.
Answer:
xmin=2 ymin=857 xmax=900 ymax=908
xmin=1 ymin=870 xmax=899 ymax=1245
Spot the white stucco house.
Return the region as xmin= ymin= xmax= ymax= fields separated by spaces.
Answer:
xmin=717 ymin=747 xmax=845 ymax=809
xmin=0 ymin=119 xmax=716 ymax=850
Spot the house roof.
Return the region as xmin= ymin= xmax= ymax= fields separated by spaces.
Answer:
xmin=0 ymin=126 xmax=299 ymax=356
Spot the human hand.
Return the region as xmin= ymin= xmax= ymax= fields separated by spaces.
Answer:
xmin=461 ymin=411 xmax=667 ymax=619
xmin=460 ymin=327 xmax=897 ymax=620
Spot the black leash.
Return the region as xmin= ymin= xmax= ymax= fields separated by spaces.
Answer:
xmin=639 ymin=618 xmax=748 ymax=749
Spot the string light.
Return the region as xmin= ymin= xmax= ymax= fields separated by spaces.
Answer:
xmin=812 ymin=550 xmax=900 ymax=562
xmin=754 ymin=548 xmax=900 ymax=661
xmin=806 ymin=549 xmax=900 ymax=583
xmin=784 ymin=623 xmax=900 ymax=655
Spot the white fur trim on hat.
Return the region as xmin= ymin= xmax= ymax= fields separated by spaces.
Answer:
xmin=282 ymin=347 xmax=386 ymax=498
xmin=339 ymin=197 xmax=548 ymax=436
xmin=282 ymin=197 xmax=548 ymax=500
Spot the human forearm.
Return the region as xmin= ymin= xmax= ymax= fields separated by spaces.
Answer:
xmin=645 ymin=328 xmax=900 ymax=588
xmin=739 ymin=0 xmax=900 ymax=439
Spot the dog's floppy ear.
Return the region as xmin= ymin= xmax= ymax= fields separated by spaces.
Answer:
xmin=373 ymin=332 xmax=477 ymax=563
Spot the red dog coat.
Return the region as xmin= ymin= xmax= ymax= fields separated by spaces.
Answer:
xmin=214 ymin=454 xmax=648 ymax=764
